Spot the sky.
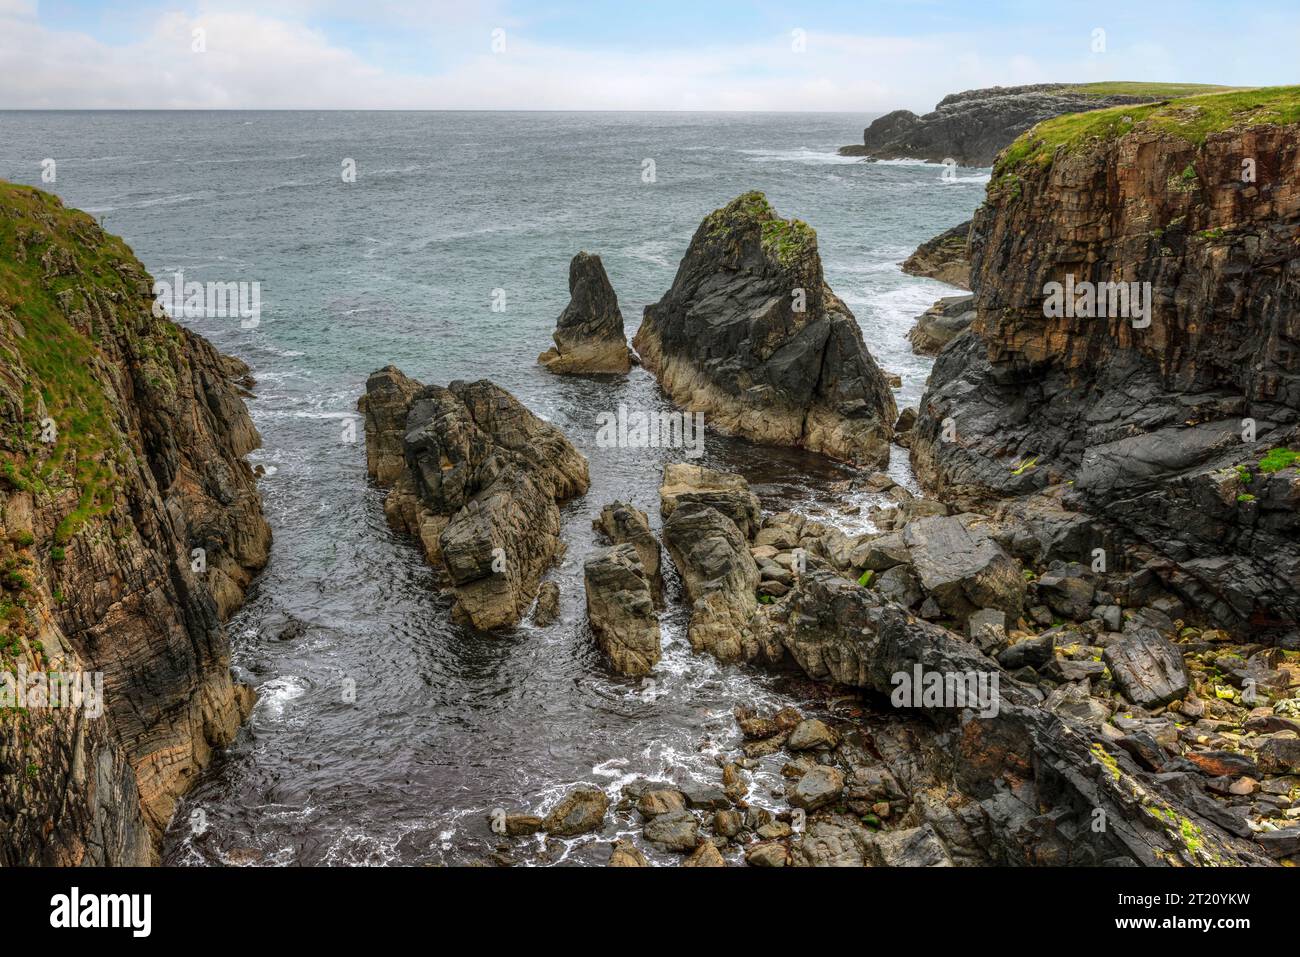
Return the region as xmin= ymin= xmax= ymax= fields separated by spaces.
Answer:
xmin=0 ymin=0 xmax=1295 ymax=111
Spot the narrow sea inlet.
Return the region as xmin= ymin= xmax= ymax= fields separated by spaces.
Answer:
xmin=1 ymin=110 xmax=985 ymax=865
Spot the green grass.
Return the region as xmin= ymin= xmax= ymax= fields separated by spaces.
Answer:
xmin=0 ymin=180 xmax=176 ymax=543
xmin=1258 ymin=448 xmax=1300 ymax=473
xmin=994 ymin=85 xmax=1300 ymax=179
xmin=1060 ymin=82 xmax=1239 ymax=98
xmin=703 ymin=190 xmax=817 ymax=268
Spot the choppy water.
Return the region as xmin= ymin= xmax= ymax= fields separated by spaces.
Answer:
xmin=1 ymin=111 xmax=985 ymax=865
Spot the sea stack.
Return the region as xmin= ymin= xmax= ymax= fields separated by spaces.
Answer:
xmin=538 ymin=251 xmax=634 ymax=374
xmin=359 ymin=369 xmax=590 ymax=629
xmin=633 ymin=191 xmax=897 ymax=467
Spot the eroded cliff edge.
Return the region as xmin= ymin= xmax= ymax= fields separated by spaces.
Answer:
xmin=911 ymin=87 xmax=1300 ymax=635
xmin=0 ymin=182 xmax=270 ymax=864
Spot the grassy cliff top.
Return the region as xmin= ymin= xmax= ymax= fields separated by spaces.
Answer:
xmin=994 ymin=85 xmax=1300 ymax=178
xmin=703 ymin=191 xmax=818 ymax=269
xmin=0 ymin=179 xmax=185 ymax=543
xmin=1060 ymin=81 xmax=1240 ymax=98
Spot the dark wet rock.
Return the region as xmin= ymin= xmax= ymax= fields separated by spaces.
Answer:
xmin=659 ymin=463 xmax=761 ymax=540
xmin=643 ymin=809 xmax=699 ymax=852
xmin=1102 ymin=628 xmax=1190 ymax=707
xmin=662 ymin=502 xmax=778 ymax=664
xmin=538 ymin=251 xmax=633 ymax=374
xmin=594 ymin=500 xmax=662 ymax=603
xmin=632 ymin=191 xmax=897 ymax=466
xmin=908 ymin=294 xmax=976 ymax=356
xmin=839 ymin=83 xmax=1176 ymax=166
xmin=681 ymin=783 xmax=732 ymax=811
xmin=901 ymin=221 xmax=971 ymax=288
xmin=531 ymin=581 xmax=561 ymax=627
xmin=543 ymin=785 xmax=609 ymax=836
xmin=1036 ymin=570 xmax=1095 ymax=621
xmin=584 ymin=543 xmax=661 ymax=677
xmin=360 ymin=370 xmax=589 ymax=629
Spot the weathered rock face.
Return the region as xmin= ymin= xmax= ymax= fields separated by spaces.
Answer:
xmin=593 ymin=500 xmax=662 ymax=603
xmin=911 ymin=110 xmax=1300 ymax=634
xmin=584 ymin=543 xmax=661 ymax=676
xmin=0 ymin=182 xmax=269 ymax=864
xmin=902 ymin=221 xmax=971 ymax=288
xmin=901 ymin=514 xmax=1026 ymax=625
xmin=907 ymin=294 xmax=976 ymax=356
xmin=538 ymin=252 xmax=633 ymax=375
xmin=633 ymin=192 xmax=897 ymax=466
xmin=767 ymin=571 xmax=1271 ymax=866
xmin=658 ymin=462 xmax=761 ymax=540
xmin=662 ymin=502 xmax=779 ymax=664
xmin=840 ymin=84 xmax=1177 ymax=166
xmin=359 ymin=369 xmax=589 ymax=629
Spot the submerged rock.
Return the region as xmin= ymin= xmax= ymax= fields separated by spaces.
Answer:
xmin=633 ymin=191 xmax=897 ymax=466
xmin=359 ymin=369 xmax=589 ymax=629
xmin=584 ymin=543 xmax=662 ymax=677
xmin=538 ymin=251 xmax=633 ymax=374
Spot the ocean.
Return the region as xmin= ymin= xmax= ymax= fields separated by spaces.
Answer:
xmin=0 ymin=110 xmax=987 ymax=865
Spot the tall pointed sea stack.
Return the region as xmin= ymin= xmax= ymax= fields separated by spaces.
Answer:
xmin=633 ymin=192 xmax=897 ymax=467
xmin=538 ymin=251 xmax=634 ymax=374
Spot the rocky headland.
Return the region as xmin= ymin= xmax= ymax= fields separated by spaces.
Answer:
xmin=359 ymin=368 xmax=589 ymax=629
xmin=840 ymin=82 xmax=1234 ymax=166
xmin=538 ymin=251 xmax=635 ymax=375
xmin=0 ymin=182 xmax=270 ymax=865
xmin=633 ymin=191 xmax=897 ymax=467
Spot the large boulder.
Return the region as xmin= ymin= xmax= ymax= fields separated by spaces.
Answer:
xmin=633 ymin=192 xmax=897 ymax=466
xmin=661 ymin=502 xmax=779 ymax=664
xmin=593 ymin=500 xmax=662 ymax=603
xmin=543 ymin=785 xmax=609 ymax=837
xmin=901 ymin=513 xmax=1025 ymax=624
xmin=538 ymin=251 xmax=633 ymax=374
xmin=359 ymin=369 xmax=589 ymax=629
xmin=1102 ymin=627 xmax=1191 ymax=707
xmin=584 ymin=543 xmax=662 ymax=677
xmin=658 ymin=463 xmax=761 ymax=540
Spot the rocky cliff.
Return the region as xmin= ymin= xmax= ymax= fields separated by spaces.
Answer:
xmin=901 ymin=220 xmax=971 ymax=288
xmin=910 ymin=87 xmax=1300 ymax=635
xmin=841 ymin=83 xmax=1231 ymax=166
xmin=633 ymin=192 xmax=897 ymax=467
xmin=359 ymin=369 xmax=589 ymax=629
xmin=0 ymin=181 xmax=270 ymax=864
